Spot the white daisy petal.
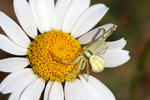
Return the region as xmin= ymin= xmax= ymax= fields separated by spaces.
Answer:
xmin=29 ymin=0 xmax=54 ymax=33
xmin=106 ymin=38 xmax=127 ymax=49
xmin=0 ymin=68 xmax=37 ymax=94
xmin=9 ymin=90 xmax=21 ymax=100
xmin=44 ymin=81 xmax=53 ymax=100
xmin=9 ymin=73 xmax=38 ymax=100
xmin=79 ymin=75 xmax=116 ymax=100
xmin=20 ymin=78 xmax=45 ymax=100
xmin=0 ymin=57 xmax=29 ymax=72
xmin=13 ymin=0 xmax=37 ymax=38
xmin=0 ymin=34 xmax=27 ymax=55
xmin=49 ymin=81 xmax=64 ymax=100
xmin=65 ymin=79 xmax=94 ymax=100
xmin=0 ymin=12 xmax=30 ymax=48
xmin=71 ymin=4 xmax=109 ymax=38
xmin=62 ymin=0 xmax=90 ymax=33
xmin=101 ymin=49 xmax=130 ymax=68
xmin=78 ymin=23 xmax=114 ymax=44
xmin=55 ymin=0 xmax=72 ymax=30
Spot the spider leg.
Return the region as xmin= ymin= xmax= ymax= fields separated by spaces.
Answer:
xmin=104 ymin=24 xmax=117 ymax=40
xmin=86 ymin=63 xmax=90 ymax=81
xmin=88 ymin=25 xmax=117 ymax=51
xmin=99 ymin=46 xmax=108 ymax=55
xmin=64 ymin=59 xmax=84 ymax=77
xmin=81 ymin=60 xmax=87 ymax=70
xmin=94 ymin=42 xmax=107 ymax=54
xmin=78 ymin=47 xmax=87 ymax=55
xmin=56 ymin=56 xmax=83 ymax=65
xmin=88 ymin=28 xmax=106 ymax=51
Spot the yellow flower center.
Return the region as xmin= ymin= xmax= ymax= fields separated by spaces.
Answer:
xmin=27 ymin=30 xmax=82 ymax=82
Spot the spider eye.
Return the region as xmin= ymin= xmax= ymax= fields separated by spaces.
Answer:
xmin=89 ymin=55 xmax=105 ymax=73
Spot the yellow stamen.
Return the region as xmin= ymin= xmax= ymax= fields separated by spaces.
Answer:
xmin=27 ymin=30 xmax=82 ymax=82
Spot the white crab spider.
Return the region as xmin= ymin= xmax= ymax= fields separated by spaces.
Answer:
xmin=54 ymin=25 xmax=117 ymax=78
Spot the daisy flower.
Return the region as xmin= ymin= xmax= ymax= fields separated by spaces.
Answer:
xmin=0 ymin=0 xmax=130 ymax=100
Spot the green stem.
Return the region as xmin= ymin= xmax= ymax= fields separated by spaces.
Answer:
xmin=130 ymin=39 xmax=150 ymax=100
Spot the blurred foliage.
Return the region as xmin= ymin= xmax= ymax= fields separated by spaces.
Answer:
xmin=0 ymin=0 xmax=150 ymax=100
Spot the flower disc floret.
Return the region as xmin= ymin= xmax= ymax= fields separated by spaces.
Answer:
xmin=27 ymin=30 xmax=82 ymax=82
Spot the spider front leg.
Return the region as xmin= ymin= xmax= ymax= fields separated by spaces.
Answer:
xmin=81 ymin=60 xmax=87 ymax=70
xmin=64 ymin=59 xmax=85 ymax=77
xmin=88 ymin=28 xmax=106 ymax=51
xmin=98 ymin=46 xmax=108 ymax=55
xmin=86 ymin=62 xmax=90 ymax=81
xmin=55 ymin=55 xmax=83 ymax=65
xmin=88 ymin=25 xmax=117 ymax=51
xmin=94 ymin=42 xmax=107 ymax=54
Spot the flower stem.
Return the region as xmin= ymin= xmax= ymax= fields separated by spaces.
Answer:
xmin=130 ymin=39 xmax=150 ymax=100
